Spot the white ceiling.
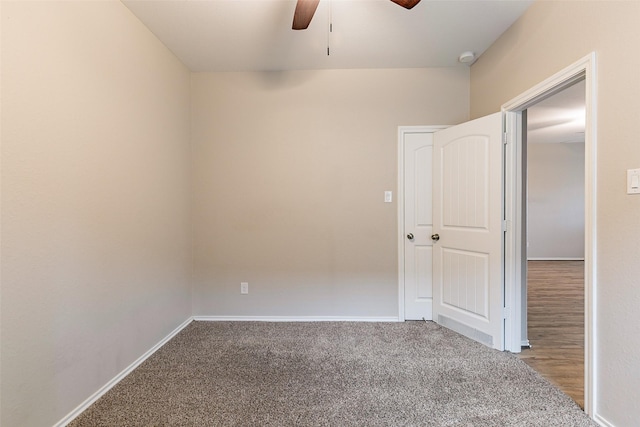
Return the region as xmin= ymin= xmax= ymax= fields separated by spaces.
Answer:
xmin=528 ymin=80 xmax=586 ymax=144
xmin=122 ymin=0 xmax=533 ymax=72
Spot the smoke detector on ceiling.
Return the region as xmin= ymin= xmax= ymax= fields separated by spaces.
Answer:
xmin=458 ymin=51 xmax=476 ymax=65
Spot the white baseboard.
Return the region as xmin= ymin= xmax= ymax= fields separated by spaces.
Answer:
xmin=521 ymin=339 xmax=531 ymax=348
xmin=527 ymin=257 xmax=585 ymax=261
xmin=593 ymin=413 xmax=615 ymax=427
xmin=193 ymin=315 xmax=400 ymax=322
xmin=53 ymin=314 xmax=407 ymax=426
xmin=54 ymin=317 xmax=194 ymax=427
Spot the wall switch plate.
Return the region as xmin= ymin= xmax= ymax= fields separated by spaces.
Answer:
xmin=240 ymin=282 xmax=249 ymax=294
xmin=384 ymin=191 xmax=393 ymax=203
xmin=627 ymin=169 xmax=640 ymax=194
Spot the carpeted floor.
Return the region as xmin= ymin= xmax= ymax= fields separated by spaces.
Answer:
xmin=70 ymin=321 xmax=596 ymax=426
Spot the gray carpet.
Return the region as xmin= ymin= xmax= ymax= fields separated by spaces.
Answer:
xmin=70 ymin=321 xmax=596 ymax=426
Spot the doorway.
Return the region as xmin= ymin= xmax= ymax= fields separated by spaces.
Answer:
xmin=503 ymin=53 xmax=597 ymax=415
xmin=517 ymin=80 xmax=586 ymax=408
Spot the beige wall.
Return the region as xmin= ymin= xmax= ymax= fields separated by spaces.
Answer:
xmin=191 ymin=69 xmax=469 ymax=317
xmin=1 ymin=1 xmax=192 ymax=426
xmin=527 ymin=142 xmax=585 ymax=259
xmin=471 ymin=1 xmax=640 ymax=424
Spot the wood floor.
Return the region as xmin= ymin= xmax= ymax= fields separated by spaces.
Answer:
xmin=517 ymin=260 xmax=585 ymax=409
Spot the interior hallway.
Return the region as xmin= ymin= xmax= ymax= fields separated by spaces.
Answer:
xmin=517 ymin=260 xmax=585 ymax=409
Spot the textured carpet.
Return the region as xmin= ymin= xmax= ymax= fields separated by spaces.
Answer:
xmin=70 ymin=321 xmax=596 ymax=426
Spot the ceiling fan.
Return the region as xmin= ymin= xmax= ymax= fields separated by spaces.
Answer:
xmin=292 ymin=0 xmax=421 ymax=30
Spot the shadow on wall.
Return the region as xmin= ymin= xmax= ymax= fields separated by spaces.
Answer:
xmin=255 ymin=69 xmax=321 ymax=90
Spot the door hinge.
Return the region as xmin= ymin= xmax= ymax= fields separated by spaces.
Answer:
xmin=503 ymin=132 xmax=509 ymax=145
xmin=501 ymin=219 xmax=510 ymax=232
xmin=503 ymin=306 xmax=511 ymax=319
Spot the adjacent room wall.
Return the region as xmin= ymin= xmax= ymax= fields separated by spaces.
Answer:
xmin=191 ymin=68 xmax=469 ymax=318
xmin=1 ymin=2 xmax=191 ymax=426
xmin=527 ymin=142 xmax=585 ymax=259
xmin=470 ymin=1 xmax=640 ymax=425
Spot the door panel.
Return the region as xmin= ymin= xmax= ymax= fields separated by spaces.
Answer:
xmin=433 ymin=113 xmax=503 ymax=350
xmin=404 ymin=132 xmax=433 ymax=320
xmin=443 ymin=135 xmax=488 ymax=228
xmin=442 ymin=248 xmax=488 ymax=318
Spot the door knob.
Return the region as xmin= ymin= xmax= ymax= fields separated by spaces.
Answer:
xmin=407 ymin=233 xmax=414 ymax=240
xmin=431 ymin=234 xmax=440 ymax=242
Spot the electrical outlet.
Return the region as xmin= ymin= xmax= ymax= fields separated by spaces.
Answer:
xmin=240 ymin=282 xmax=249 ymax=294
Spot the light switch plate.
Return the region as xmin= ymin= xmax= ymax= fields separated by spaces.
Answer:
xmin=627 ymin=169 xmax=640 ymax=194
xmin=384 ymin=191 xmax=392 ymax=203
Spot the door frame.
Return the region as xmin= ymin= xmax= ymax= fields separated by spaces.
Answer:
xmin=397 ymin=125 xmax=448 ymax=321
xmin=502 ymin=53 xmax=597 ymax=415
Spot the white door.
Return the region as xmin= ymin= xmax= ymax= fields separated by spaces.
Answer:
xmin=403 ymin=132 xmax=434 ymax=320
xmin=432 ymin=113 xmax=504 ymax=350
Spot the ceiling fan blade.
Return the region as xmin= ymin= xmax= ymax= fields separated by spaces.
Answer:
xmin=390 ymin=0 xmax=421 ymax=10
xmin=292 ymin=0 xmax=321 ymax=30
